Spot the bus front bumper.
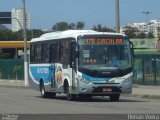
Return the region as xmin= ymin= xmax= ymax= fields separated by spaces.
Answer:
xmin=77 ymin=81 xmax=132 ymax=96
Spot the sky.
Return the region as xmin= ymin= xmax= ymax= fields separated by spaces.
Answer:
xmin=0 ymin=0 xmax=160 ymax=30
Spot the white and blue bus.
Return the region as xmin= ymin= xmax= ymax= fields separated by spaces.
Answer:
xmin=29 ymin=30 xmax=134 ymax=101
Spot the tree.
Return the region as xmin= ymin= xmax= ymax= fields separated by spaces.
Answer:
xmin=27 ymin=29 xmax=44 ymax=40
xmin=76 ymin=21 xmax=85 ymax=30
xmin=52 ymin=21 xmax=69 ymax=31
xmin=92 ymin=24 xmax=116 ymax=32
xmin=123 ymin=26 xmax=138 ymax=38
xmin=136 ymin=32 xmax=146 ymax=39
xmin=0 ymin=51 xmax=10 ymax=59
xmin=13 ymin=65 xmax=22 ymax=80
xmin=148 ymin=32 xmax=154 ymax=38
xmin=0 ymin=30 xmax=15 ymax=41
xmin=52 ymin=21 xmax=85 ymax=31
xmin=68 ymin=23 xmax=76 ymax=29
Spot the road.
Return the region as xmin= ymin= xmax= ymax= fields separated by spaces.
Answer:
xmin=0 ymin=87 xmax=160 ymax=114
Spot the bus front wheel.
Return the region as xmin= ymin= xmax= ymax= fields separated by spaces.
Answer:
xmin=66 ymin=83 xmax=76 ymax=101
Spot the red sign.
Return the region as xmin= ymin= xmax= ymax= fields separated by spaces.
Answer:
xmin=103 ymin=88 xmax=112 ymax=92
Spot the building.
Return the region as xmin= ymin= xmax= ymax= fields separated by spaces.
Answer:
xmin=154 ymin=26 xmax=160 ymax=38
xmin=11 ymin=8 xmax=31 ymax=32
xmin=121 ymin=19 xmax=160 ymax=38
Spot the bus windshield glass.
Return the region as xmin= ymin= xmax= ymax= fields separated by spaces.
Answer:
xmin=78 ymin=36 xmax=132 ymax=71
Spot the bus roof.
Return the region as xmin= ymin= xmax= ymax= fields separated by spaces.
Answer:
xmin=31 ymin=30 xmax=126 ymax=42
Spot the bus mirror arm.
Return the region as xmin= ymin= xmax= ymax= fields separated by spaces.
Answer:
xmin=129 ymin=41 xmax=134 ymax=63
xmin=70 ymin=41 xmax=77 ymax=68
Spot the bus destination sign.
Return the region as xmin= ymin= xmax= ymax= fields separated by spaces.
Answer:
xmin=84 ymin=38 xmax=123 ymax=44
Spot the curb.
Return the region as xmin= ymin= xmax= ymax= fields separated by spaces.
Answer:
xmin=0 ymin=80 xmax=29 ymax=89
xmin=0 ymin=85 xmax=29 ymax=89
xmin=122 ymin=94 xmax=160 ymax=100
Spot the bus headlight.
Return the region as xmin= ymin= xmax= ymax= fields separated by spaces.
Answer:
xmin=122 ymin=76 xmax=132 ymax=84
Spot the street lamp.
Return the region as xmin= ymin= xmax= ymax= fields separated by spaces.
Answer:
xmin=142 ymin=11 xmax=152 ymax=22
xmin=12 ymin=17 xmax=23 ymax=31
xmin=22 ymin=0 xmax=29 ymax=86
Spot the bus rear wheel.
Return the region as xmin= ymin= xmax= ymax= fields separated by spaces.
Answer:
xmin=40 ymin=81 xmax=56 ymax=98
xmin=40 ymin=81 xmax=46 ymax=98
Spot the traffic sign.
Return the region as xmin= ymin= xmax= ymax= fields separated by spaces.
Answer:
xmin=0 ymin=18 xmax=11 ymax=24
xmin=0 ymin=12 xmax=11 ymax=24
xmin=0 ymin=12 xmax=11 ymax=17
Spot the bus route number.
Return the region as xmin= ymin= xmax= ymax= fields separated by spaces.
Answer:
xmin=37 ymin=68 xmax=49 ymax=74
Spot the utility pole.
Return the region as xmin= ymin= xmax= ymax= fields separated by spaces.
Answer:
xmin=115 ymin=0 xmax=120 ymax=33
xmin=22 ymin=0 xmax=29 ymax=86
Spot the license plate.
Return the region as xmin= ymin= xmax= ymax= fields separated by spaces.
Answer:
xmin=103 ymin=88 xmax=112 ymax=92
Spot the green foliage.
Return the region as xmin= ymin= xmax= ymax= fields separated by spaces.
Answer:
xmin=13 ymin=65 xmax=22 ymax=73
xmin=92 ymin=24 xmax=116 ymax=32
xmin=52 ymin=21 xmax=69 ymax=31
xmin=123 ymin=26 xmax=154 ymax=39
xmin=76 ymin=21 xmax=85 ymax=30
xmin=0 ymin=51 xmax=10 ymax=59
xmin=0 ymin=29 xmax=44 ymax=41
xmin=0 ymin=30 xmax=16 ymax=41
xmin=13 ymin=65 xmax=22 ymax=80
xmin=136 ymin=32 xmax=146 ymax=39
xmin=27 ymin=29 xmax=44 ymax=40
xmin=52 ymin=21 xmax=85 ymax=31
xmin=123 ymin=26 xmax=138 ymax=38
xmin=148 ymin=32 xmax=154 ymax=38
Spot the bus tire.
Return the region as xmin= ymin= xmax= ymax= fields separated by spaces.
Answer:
xmin=66 ymin=83 xmax=76 ymax=101
xmin=109 ymin=94 xmax=120 ymax=102
xmin=40 ymin=81 xmax=47 ymax=98
xmin=50 ymin=92 xmax=56 ymax=98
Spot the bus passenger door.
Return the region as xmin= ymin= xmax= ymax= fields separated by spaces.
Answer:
xmin=70 ymin=41 xmax=77 ymax=93
xmin=49 ymin=44 xmax=56 ymax=90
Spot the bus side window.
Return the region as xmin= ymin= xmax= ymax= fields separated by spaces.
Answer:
xmin=42 ymin=43 xmax=49 ymax=63
xmin=30 ymin=44 xmax=35 ymax=62
xmin=60 ymin=41 xmax=69 ymax=68
xmin=49 ymin=44 xmax=56 ymax=63
xmin=34 ymin=44 xmax=41 ymax=62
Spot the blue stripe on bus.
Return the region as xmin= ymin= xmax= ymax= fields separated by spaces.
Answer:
xmin=30 ymin=66 xmax=55 ymax=84
xmin=82 ymin=74 xmax=111 ymax=81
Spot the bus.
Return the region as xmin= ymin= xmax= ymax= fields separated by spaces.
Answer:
xmin=29 ymin=30 xmax=134 ymax=101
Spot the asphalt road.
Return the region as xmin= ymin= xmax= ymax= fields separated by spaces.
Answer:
xmin=0 ymin=87 xmax=160 ymax=120
xmin=0 ymin=87 xmax=160 ymax=114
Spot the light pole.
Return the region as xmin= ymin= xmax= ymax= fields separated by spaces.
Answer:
xmin=12 ymin=17 xmax=23 ymax=31
xmin=115 ymin=0 xmax=120 ymax=33
xmin=22 ymin=0 xmax=29 ymax=86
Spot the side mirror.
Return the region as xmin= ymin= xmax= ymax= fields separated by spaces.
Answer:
xmin=130 ymin=41 xmax=134 ymax=64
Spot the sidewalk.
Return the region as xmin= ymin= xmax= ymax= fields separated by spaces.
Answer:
xmin=0 ymin=79 xmax=160 ymax=99
xmin=0 ymin=79 xmax=26 ymax=88
xmin=130 ymin=84 xmax=160 ymax=99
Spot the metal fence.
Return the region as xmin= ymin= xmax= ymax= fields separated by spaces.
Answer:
xmin=133 ymin=53 xmax=160 ymax=85
xmin=0 ymin=54 xmax=160 ymax=86
xmin=0 ymin=59 xmax=24 ymax=80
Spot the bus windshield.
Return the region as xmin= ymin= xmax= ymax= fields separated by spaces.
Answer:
xmin=78 ymin=36 xmax=132 ymax=71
